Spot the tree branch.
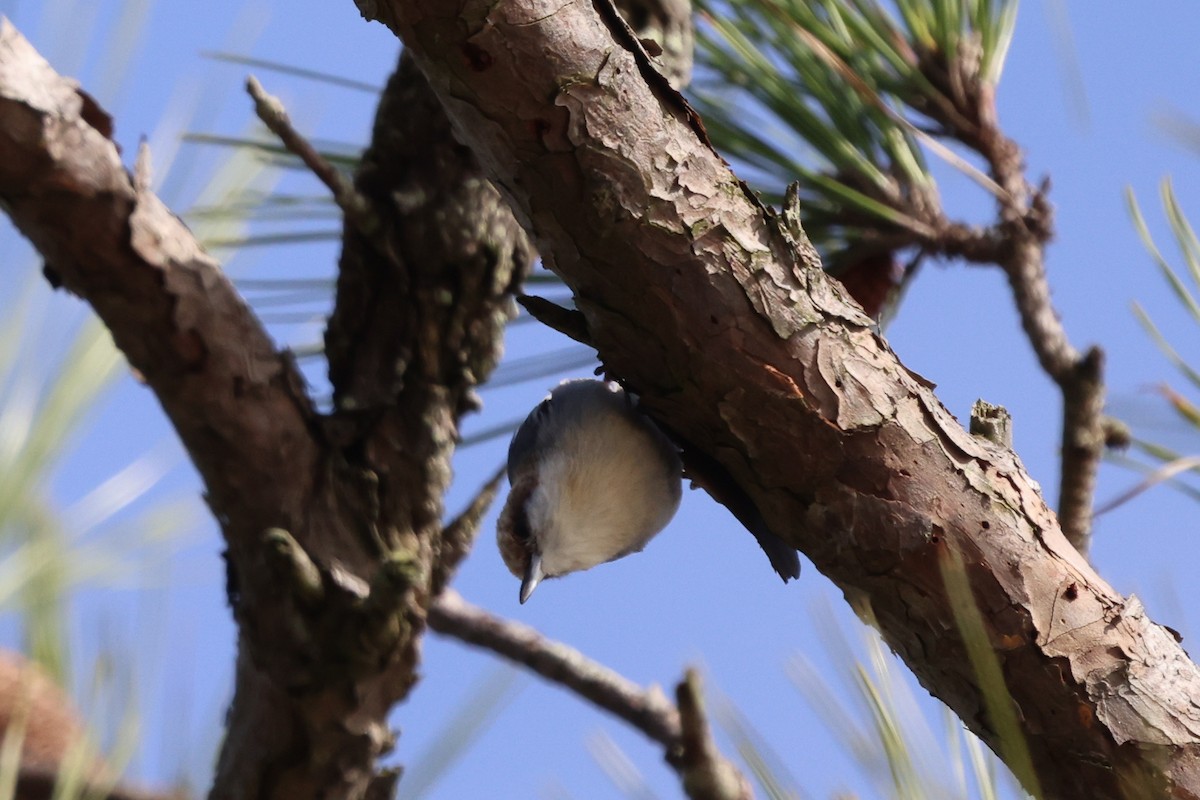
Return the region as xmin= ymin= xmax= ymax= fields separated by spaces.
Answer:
xmin=671 ymin=669 xmax=753 ymax=800
xmin=214 ymin=46 xmax=533 ymax=797
xmin=972 ymin=120 xmax=1104 ymax=556
xmin=0 ymin=19 xmax=320 ymax=537
xmin=365 ymin=2 xmax=1200 ymax=796
xmin=429 ymin=590 xmax=680 ymax=746
xmin=244 ymin=75 xmax=374 ymax=234
xmin=0 ymin=21 xmax=528 ymax=797
xmin=430 ymin=465 xmax=506 ymax=596
xmin=902 ymin=49 xmax=1103 ymax=555
xmin=429 ymin=590 xmax=752 ymax=800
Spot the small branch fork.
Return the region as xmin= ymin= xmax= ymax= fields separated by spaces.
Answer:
xmin=950 ymin=93 xmax=1105 ymax=556
xmin=429 ymin=590 xmax=680 ymax=747
xmin=852 ymin=44 xmax=1107 ymax=555
xmin=786 ymin=26 xmax=1106 ymax=553
xmin=429 ymin=590 xmax=753 ymax=800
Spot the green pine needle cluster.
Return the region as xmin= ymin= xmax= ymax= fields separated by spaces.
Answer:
xmin=693 ymin=0 xmax=1016 ymax=272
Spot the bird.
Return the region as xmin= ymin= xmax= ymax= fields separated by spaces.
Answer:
xmin=497 ymin=379 xmax=682 ymax=603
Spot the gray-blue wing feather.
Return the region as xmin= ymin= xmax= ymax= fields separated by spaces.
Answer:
xmin=507 ymin=396 xmax=551 ymax=483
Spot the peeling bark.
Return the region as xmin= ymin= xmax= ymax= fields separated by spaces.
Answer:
xmin=359 ymin=2 xmax=1200 ymax=797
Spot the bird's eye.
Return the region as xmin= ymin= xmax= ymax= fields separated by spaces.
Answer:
xmin=533 ymin=397 xmax=552 ymax=421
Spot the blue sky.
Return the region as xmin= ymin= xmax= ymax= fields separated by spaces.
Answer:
xmin=3 ymin=1 xmax=1200 ymax=798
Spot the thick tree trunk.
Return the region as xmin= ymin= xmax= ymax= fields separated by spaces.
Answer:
xmin=361 ymin=2 xmax=1200 ymax=797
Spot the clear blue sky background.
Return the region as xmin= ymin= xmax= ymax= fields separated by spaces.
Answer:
xmin=3 ymin=1 xmax=1200 ymax=798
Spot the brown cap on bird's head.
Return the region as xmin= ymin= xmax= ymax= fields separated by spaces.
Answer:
xmin=496 ymin=475 xmax=537 ymax=580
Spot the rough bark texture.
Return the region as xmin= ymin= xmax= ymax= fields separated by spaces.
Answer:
xmin=210 ymin=50 xmax=533 ymax=798
xmin=357 ymin=2 xmax=1200 ymax=797
xmin=0 ymin=22 xmax=531 ymax=799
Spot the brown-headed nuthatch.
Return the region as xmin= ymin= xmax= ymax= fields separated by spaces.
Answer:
xmin=497 ymin=379 xmax=682 ymax=603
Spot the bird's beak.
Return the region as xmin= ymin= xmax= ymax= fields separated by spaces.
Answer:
xmin=520 ymin=553 xmax=545 ymax=604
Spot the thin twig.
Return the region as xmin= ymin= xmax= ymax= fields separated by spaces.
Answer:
xmin=999 ymin=234 xmax=1080 ymax=380
xmin=997 ymin=192 xmax=1102 ymax=556
xmin=516 ymin=295 xmax=592 ymax=346
xmin=430 ymin=465 xmax=506 ymax=596
xmin=967 ymin=99 xmax=1104 ymax=555
xmin=671 ymin=669 xmax=754 ymax=800
xmin=427 ymin=590 xmax=756 ymax=799
xmin=244 ymin=75 xmax=374 ymax=230
xmin=1057 ymin=347 xmax=1105 ymax=540
xmin=428 ymin=589 xmax=681 ymax=746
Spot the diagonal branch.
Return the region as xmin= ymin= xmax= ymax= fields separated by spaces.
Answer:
xmin=0 ymin=19 xmax=320 ymax=551
xmin=429 ymin=590 xmax=680 ymax=746
xmin=429 ymin=590 xmax=752 ymax=800
xmin=245 ymin=75 xmax=374 ymax=232
xmin=367 ymin=2 xmax=1200 ymax=797
xmin=431 ymin=465 xmax=506 ymax=596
